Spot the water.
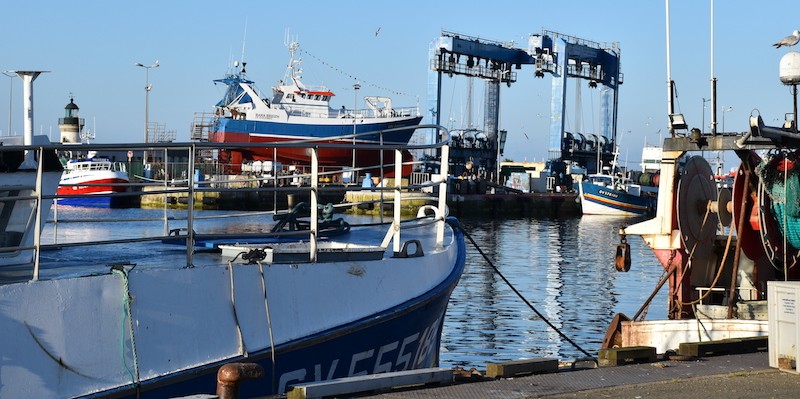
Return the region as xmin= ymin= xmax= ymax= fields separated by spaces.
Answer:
xmin=440 ymin=215 xmax=666 ymax=368
xmin=42 ymin=207 xmax=666 ymax=368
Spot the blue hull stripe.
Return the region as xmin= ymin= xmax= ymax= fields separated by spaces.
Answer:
xmin=581 ymin=182 xmax=654 ymax=215
xmin=216 ymin=117 xmax=422 ymax=143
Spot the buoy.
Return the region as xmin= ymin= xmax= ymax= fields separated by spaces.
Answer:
xmin=615 ymin=238 xmax=631 ymax=272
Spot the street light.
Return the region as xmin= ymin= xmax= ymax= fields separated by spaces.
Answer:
xmin=135 ymin=61 xmax=159 ymax=164
xmin=1 ymin=71 xmax=14 ymax=136
xmin=722 ymin=106 xmax=733 ymax=133
xmin=352 ymin=82 xmax=360 ymax=178
xmin=701 ymin=98 xmax=710 ymax=134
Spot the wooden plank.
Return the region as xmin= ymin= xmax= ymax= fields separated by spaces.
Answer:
xmin=486 ymin=358 xmax=559 ymax=378
xmin=598 ymin=346 xmax=656 ymax=366
xmin=679 ymin=336 xmax=768 ymax=357
xmin=286 ymin=368 xmax=452 ymax=399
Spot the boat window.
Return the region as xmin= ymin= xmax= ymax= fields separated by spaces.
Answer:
xmin=0 ymin=189 xmax=35 ymax=247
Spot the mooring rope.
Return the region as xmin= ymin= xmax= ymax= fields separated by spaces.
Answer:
xmin=453 ymin=221 xmax=594 ymax=360
xmin=257 ymin=260 xmax=278 ymax=393
xmin=112 ymin=266 xmax=141 ymax=398
xmin=226 ymin=260 xmax=248 ymax=356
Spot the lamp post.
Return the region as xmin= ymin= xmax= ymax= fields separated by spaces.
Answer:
xmin=1 ymin=71 xmax=13 ymax=136
xmin=352 ymin=82 xmax=360 ymax=179
xmin=722 ymin=106 xmax=732 ymax=133
xmin=702 ymin=98 xmax=710 ymax=134
xmin=135 ymin=61 xmax=159 ymax=165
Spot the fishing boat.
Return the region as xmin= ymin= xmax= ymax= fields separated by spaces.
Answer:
xmin=577 ymin=146 xmax=658 ymax=216
xmin=209 ymin=41 xmax=423 ymax=175
xmin=602 ymin=7 xmax=800 ymax=365
xmin=0 ymin=119 xmax=465 ymax=397
xmin=56 ymin=152 xmax=130 ymax=207
xmin=578 ymin=172 xmax=655 ymax=216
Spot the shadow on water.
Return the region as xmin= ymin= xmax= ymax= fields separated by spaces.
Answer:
xmin=442 ymin=214 xmax=666 ymax=367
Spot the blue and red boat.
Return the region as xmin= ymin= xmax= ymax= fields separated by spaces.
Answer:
xmin=209 ymin=41 xmax=422 ymax=174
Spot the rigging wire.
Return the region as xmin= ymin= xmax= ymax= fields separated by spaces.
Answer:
xmin=453 ymin=220 xmax=595 ymax=360
xmin=297 ymin=46 xmax=415 ymax=98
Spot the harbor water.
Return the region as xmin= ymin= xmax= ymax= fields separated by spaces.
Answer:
xmin=43 ymin=207 xmax=665 ymax=369
xmin=442 ymin=215 xmax=666 ymax=368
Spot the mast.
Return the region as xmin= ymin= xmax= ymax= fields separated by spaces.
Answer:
xmin=710 ymin=0 xmax=718 ymax=134
xmin=665 ymin=0 xmax=675 ymax=137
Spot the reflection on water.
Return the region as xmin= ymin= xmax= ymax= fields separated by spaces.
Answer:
xmin=441 ymin=215 xmax=666 ymax=367
xmin=42 ymin=207 xmax=666 ymax=367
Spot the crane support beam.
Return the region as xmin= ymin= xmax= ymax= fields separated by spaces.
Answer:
xmin=427 ymin=29 xmax=622 ymax=177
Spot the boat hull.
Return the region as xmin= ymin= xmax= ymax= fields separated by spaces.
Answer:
xmin=579 ymin=180 xmax=655 ymax=216
xmin=0 ymin=220 xmax=465 ymax=399
xmin=57 ymin=175 xmax=129 ymax=207
xmin=140 ymin=251 xmax=463 ymax=398
xmin=210 ymin=116 xmax=422 ymax=174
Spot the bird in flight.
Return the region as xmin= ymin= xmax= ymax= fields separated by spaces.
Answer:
xmin=774 ymin=30 xmax=800 ymax=48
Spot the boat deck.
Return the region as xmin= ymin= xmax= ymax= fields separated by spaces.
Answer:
xmin=1 ymin=216 xmax=451 ymax=285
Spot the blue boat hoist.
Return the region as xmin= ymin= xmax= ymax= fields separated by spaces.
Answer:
xmin=427 ymin=30 xmax=623 ymax=185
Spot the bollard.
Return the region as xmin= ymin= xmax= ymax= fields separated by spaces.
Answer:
xmin=216 ymin=363 xmax=264 ymax=399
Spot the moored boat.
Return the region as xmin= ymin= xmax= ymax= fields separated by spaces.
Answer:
xmin=56 ymin=154 xmax=130 ymax=207
xmin=578 ymin=145 xmax=658 ymax=217
xmin=603 ymin=9 xmax=800 ymax=359
xmin=578 ymin=173 xmax=655 ymax=216
xmin=209 ymin=41 xmax=423 ymax=175
xmin=0 ymin=123 xmax=465 ymax=398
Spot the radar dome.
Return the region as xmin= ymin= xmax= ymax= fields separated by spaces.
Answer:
xmin=780 ymin=51 xmax=800 ymax=84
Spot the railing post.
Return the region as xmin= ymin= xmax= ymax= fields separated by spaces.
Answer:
xmin=437 ymin=139 xmax=449 ymax=247
xmin=163 ymin=147 xmax=169 ymax=235
xmin=310 ymin=147 xmax=319 ymax=262
xmin=32 ymin=146 xmax=44 ymax=281
xmin=186 ymin=145 xmax=195 ymax=268
xmin=393 ymin=148 xmax=402 ymax=254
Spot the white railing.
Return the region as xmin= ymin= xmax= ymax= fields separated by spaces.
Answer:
xmin=0 ymin=124 xmax=451 ymax=278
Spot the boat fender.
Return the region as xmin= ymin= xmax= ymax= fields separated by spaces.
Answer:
xmin=394 ymin=239 xmax=424 ymax=258
xmin=615 ymin=236 xmax=631 ymax=272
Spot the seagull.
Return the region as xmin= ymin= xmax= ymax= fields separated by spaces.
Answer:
xmin=774 ymin=30 xmax=800 ymax=48
xmin=375 ymin=27 xmax=381 ymax=36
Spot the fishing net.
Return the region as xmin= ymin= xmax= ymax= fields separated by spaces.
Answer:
xmin=756 ymin=151 xmax=800 ymax=249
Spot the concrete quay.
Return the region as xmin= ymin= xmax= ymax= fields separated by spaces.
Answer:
xmin=280 ymin=352 xmax=797 ymax=399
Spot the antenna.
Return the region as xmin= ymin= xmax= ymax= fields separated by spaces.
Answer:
xmin=241 ymin=17 xmax=248 ymax=65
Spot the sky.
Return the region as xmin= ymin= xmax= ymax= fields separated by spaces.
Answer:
xmin=1 ymin=1 xmax=799 ymax=169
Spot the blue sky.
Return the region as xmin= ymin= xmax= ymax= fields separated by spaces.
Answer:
xmin=1 ymin=1 xmax=798 ymax=168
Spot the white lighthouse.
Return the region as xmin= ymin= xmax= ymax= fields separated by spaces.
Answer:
xmin=58 ymin=97 xmax=84 ymax=144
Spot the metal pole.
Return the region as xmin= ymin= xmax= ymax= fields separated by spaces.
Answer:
xmin=1 ymin=71 xmax=13 ymax=136
xmin=135 ymin=61 xmax=159 ymax=166
xmin=352 ymin=82 xmax=359 ymax=182
xmin=794 ymin=84 xmax=798 ymax=133
xmin=722 ymin=106 xmax=732 ymax=133
xmin=665 ymin=0 xmax=675 ymax=136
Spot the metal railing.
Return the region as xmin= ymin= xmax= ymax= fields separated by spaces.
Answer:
xmin=0 ymin=124 xmax=452 ymax=280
